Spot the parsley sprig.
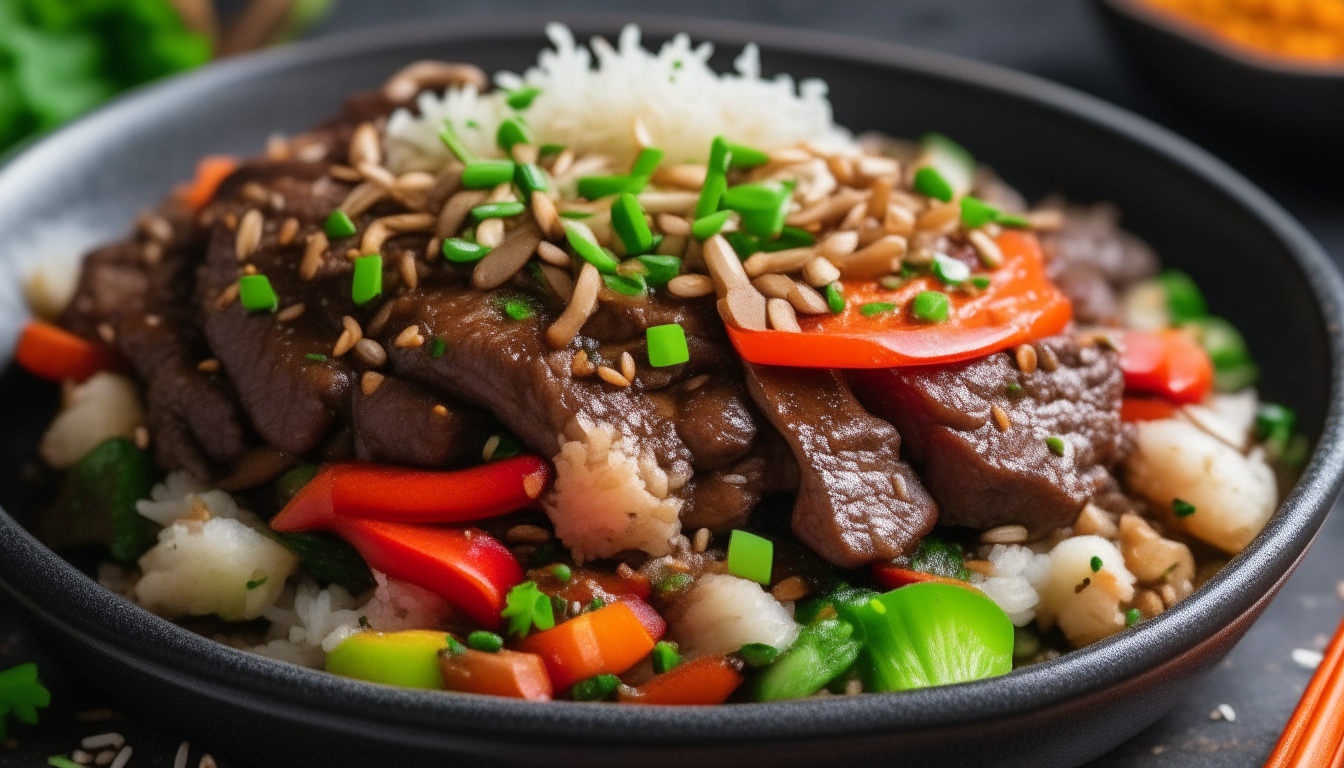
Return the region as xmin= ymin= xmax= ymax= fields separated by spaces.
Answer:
xmin=0 ymin=663 xmax=51 ymax=739
xmin=500 ymin=581 xmax=555 ymax=638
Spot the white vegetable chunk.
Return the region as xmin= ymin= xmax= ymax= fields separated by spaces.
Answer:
xmin=24 ymin=259 xmax=79 ymax=321
xmin=1179 ymin=390 xmax=1258 ymax=452
xmin=39 ymin=372 xmax=145 ymax=469
xmin=669 ymin=574 xmax=799 ymax=659
xmin=1036 ymin=535 xmax=1136 ymax=647
xmin=978 ymin=544 xmax=1051 ymax=627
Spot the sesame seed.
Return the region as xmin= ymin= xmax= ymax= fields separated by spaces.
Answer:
xmin=1014 ymin=344 xmax=1037 ymax=374
xmin=96 ymin=323 xmax=115 ymax=343
xmin=506 ymin=525 xmax=551 ymax=544
xmin=620 ymin=351 xmax=636 ymax=383
xmin=482 ymin=435 xmax=501 ymax=461
xmin=523 ymin=474 xmax=545 ymax=499
xmin=692 ymin=527 xmax=710 ymax=553
xmin=770 ymin=576 xmax=810 ymax=602
xmin=570 ymin=349 xmax=596 ymax=377
xmin=394 ymin=324 xmax=425 ymax=348
xmin=597 ymin=365 xmax=631 ymax=387
xmin=215 ymin=282 xmax=240 ymax=309
xmin=991 ymin=404 xmax=1011 ymax=432
xmin=197 ymin=359 xmax=220 ymax=373
xmin=360 ymin=371 xmax=384 ymax=396
xmin=276 ymin=303 xmax=306 ymax=322
xmin=432 ymin=404 xmax=448 ymax=416
xmin=278 ymin=217 xmax=300 ymax=246
xmin=981 ymin=524 xmax=1028 ymax=544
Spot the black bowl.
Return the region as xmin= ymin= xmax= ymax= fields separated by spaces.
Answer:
xmin=1 ymin=15 xmax=1342 ymax=768
xmin=1095 ymin=0 xmax=1344 ymax=138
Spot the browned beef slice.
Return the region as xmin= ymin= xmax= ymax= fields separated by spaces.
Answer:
xmin=744 ymin=363 xmax=937 ymax=568
xmin=850 ymin=335 xmax=1130 ymax=534
xmin=1041 ymin=203 xmax=1159 ymax=325
xmin=351 ymin=375 xmax=491 ymax=467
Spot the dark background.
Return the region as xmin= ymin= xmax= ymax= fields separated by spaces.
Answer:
xmin=3 ymin=1 xmax=1342 ymax=766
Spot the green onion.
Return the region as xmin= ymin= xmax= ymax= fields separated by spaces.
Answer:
xmin=238 ymin=274 xmax=278 ymax=313
xmin=559 ymin=210 xmax=593 ymax=219
xmin=631 ymin=147 xmax=664 ymax=178
xmin=551 ymin=563 xmax=572 ymax=583
xmin=514 ymin=162 xmax=549 ymax=196
xmin=578 ymin=174 xmax=643 ymax=200
xmin=691 ymin=210 xmax=733 ymax=240
xmin=586 ymin=597 xmax=605 ymax=612
xmin=759 ymin=226 xmax=815 ymax=252
xmin=1089 ymin=556 xmax=1102 ymax=573
xmin=970 ymin=276 xmax=992 ymax=289
xmin=562 ymin=220 xmax=620 ymax=273
xmin=1172 ymin=498 xmax=1196 ymax=518
xmin=652 ymin=641 xmax=682 ymax=674
xmin=932 ymin=253 xmax=970 ymax=285
xmin=503 ymin=298 xmax=535 ymax=320
xmin=750 ymin=618 xmax=862 ymax=701
xmin=825 ymin=282 xmax=845 ymax=314
xmin=305 ymin=353 xmax=327 ymax=362
xmin=1158 ymin=270 xmax=1207 ymax=324
xmin=551 ymin=594 xmax=568 ymax=619
xmin=919 ymin=132 xmax=976 ymax=198
xmin=490 ymin=433 xmax=524 ymax=460
xmin=721 ymin=182 xmax=790 ymax=212
xmin=571 ymin=673 xmax=621 ymax=702
xmin=725 ymin=141 xmax=769 ymax=168
xmin=467 ymin=630 xmax=504 ymax=653
xmin=428 ymin=337 xmax=447 ymax=358
xmin=496 ymin=116 xmax=533 ymax=152
xmin=879 ymin=276 xmax=904 ymax=290
xmin=637 ymin=255 xmax=681 ymax=287
xmin=462 ymin=159 xmax=516 ymax=189
xmin=438 ymin=122 xmax=477 ymax=163
xmin=446 ymin=636 xmax=468 ymax=655
xmin=656 ymin=572 xmax=693 ymax=594
xmin=996 ymin=212 xmax=1030 ymax=228
xmin=739 ymin=206 xmax=788 ymax=238
xmin=911 ymin=290 xmax=950 ymax=323
xmin=324 ymin=209 xmax=357 ymax=238
xmin=695 ymin=171 xmax=727 ymax=220
xmin=611 ymin=192 xmax=654 ymax=254
xmin=442 ymin=238 xmax=491 ymax=263
xmin=860 ymin=301 xmax=897 ymax=317
xmin=1045 ymin=436 xmax=1066 ymax=456
xmin=505 ymin=86 xmax=542 ymax=110
xmin=1125 ymin=608 xmax=1142 ymax=627
xmin=602 ymin=273 xmax=647 ymax=297
xmin=246 ymin=576 xmax=268 ymax=590
xmin=913 ymin=166 xmax=954 ymax=202
xmin=351 ymin=255 xmax=383 ymax=306
xmin=49 ymin=756 xmax=84 ymax=768
xmin=539 ymin=143 xmax=566 ymax=156
xmin=471 ymin=202 xmax=526 ymax=221
xmin=738 ymin=642 xmax=780 ymax=668
xmin=960 ymin=196 xmax=998 ymax=229
xmin=1256 ymin=403 xmax=1296 ymax=445
xmin=727 ymin=530 xmax=773 ymax=585
xmin=647 ymin=323 xmax=689 ymax=367
xmin=724 ymin=231 xmax=760 ymax=259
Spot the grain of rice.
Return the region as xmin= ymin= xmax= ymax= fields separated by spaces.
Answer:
xmin=476 ymin=217 xmax=505 ymax=248
xmin=235 ymin=209 xmax=263 ymax=260
xmin=81 ymin=734 xmax=125 ymax=751
xmin=72 ymin=749 xmax=93 ymax=764
xmin=835 ymin=235 xmax=906 ymax=279
xmin=537 ymin=241 xmax=571 ymax=267
xmin=620 ymin=351 xmax=636 ymax=382
xmin=742 ymin=246 xmax=815 ymax=278
xmin=801 ymin=256 xmax=841 ymax=287
xmin=329 ymin=164 xmax=363 ymax=182
xmin=540 ymin=264 xmax=574 ymax=303
xmin=199 ymin=755 xmax=217 ymax=768
xmin=767 ymin=298 xmax=801 ymax=332
xmin=916 ymin=202 xmax=960 ymax=234
xmin=473 ymin=221 xmax=543 ymax=290
xmin=787 ymin=188 xmax=866 ymax=227
xmin=597 ymin=365 xmax=631 ymax=387
xmin=991 ymin=404 xmax=1012 ymax=432
xmin=300 ymin=232 xmax=328 ymax=280
xmin=435 ymin=189 xmax=490 ymax=241
xmin=109 ymin=746 xmax=132 ymax=768
xmin=981 ymin=524 xmax=1029 ymax=545
xmin=655 ymin=213 xmax=691 ymax=237
xmin=399 ymin=252 xmax=419 ymax=289
xmin=382 ymin=60 xmax=487 ymax=102
xmin=197 ymin=358 xmax=220 ymax=373
xmin=667 ymin=273 xmax=714 ymax=299
xmin=352 ymin=338 xmax=387 ymax=368
xmin=507 ymin=524 xmax=552 ymax=544
xmin=276 ymin=217 xmax=300 ymax=246
xmin=215 ymin=282 xmax=240 ymax=309
xmin=547 ymin=263 xmax=601 ymax=349
xmin=1014 ymin=344 xmax=1038 ymax=374
xmin=360 ymin=371 xmax=385 ymax=396
xmin=965 ymin=560 xmax=995 ymax=576
xmin=531 ymin=191 xmax=563 ymax=240
xmin=969 ymin=229 xmax=1003 ymax=268
xmin=174 ymin=742 xmax=190 ymax=768
xmin=655 ymin=164 xmax=708 ymax=190
xmin=770 ymin=576 xmax=810 ymax=602
xmin=395 ymin=324 xmax=425 ymax=348
xmin=1037 ymin=344 xmax=1059 ymax=372
xmin=571 ymin=349 xmax=596 ymax=377
xmin=692 ymin=528 xmax=711 ymax=553
xmin=95 ymin=751 xmax=115 ymax=766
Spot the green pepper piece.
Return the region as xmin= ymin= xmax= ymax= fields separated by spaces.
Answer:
xmin=41 ymin=438 xmax=157 ymax=564
xmin=326 ymin=630 xmax=450 ymax=689
xmin=750 ymin=618 xmax=862 ymax=701
xmin=271 ymin=531 xmax=376 ymax=594
xmin=1158 ymin=270 xmax=1207 ymax=324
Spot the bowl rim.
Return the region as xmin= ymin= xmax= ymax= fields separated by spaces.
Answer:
xmin=1098 ymin=0 xmax=1344 ymax=78
xmin=2 ymin=11 xmax=1344 ymax=747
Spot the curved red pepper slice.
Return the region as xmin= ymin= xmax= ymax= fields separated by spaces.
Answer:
xmin=725 ymin=231 xmax=1072 ymax=369
xmin=872 ymin=565 xmax=980 ymax=593
xmin=1119 ymin=329 xmax=1214 ymax=404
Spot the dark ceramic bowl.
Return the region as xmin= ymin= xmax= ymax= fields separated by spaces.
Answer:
xmin=1095 ymin=0 xmax=1344 ymax=137
xmin=1 ymin=15 xmax=1342 ymax=768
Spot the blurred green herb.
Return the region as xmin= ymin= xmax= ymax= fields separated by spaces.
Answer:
xmin=0 ymin=663 xmax=51 ymax=740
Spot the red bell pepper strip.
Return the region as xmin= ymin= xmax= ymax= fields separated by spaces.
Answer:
xmin=178 ymin=155 xmax=238 ymax=211
xmin=1120 ymin=396 xmax=1180 ymax=423
xmin=872 ymin=565 xmax=980 ymax=593
xmin=439 ymin=647 xmax=553 ymax=701
xmin=269 ymin=457 xmax=552 ymax=530
xmin=15 ymin=321 xmax=110 ymax=383
xmin=515 ymin=602 xmax=657 ymax=689
xmin=614 ymin=595 xmax=666 ymax=641
xmin=725 ymin=231 xmax=1072 ymax=368
xmin=617 ymin=655 xmax=745 ymax=705
xmin=1119 ymin=329 xmax=1214 ymax=404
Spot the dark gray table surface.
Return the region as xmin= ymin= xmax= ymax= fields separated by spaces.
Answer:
xmin=3 ymin=1 xmax=1342 ymax=766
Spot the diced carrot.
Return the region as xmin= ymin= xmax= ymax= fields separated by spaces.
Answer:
xmin=1120 ymin=396 xmax=1179 ymax=423
xmin=615 ymin=596 xmax=666 ymax=641
xmin=617 ymin=655 xmax=744 ymax=706
xmin=515 ymin=602 xmax=656 ymax=690
xmin=179 ymin=155 xmax=238 ymax=211
xmin=14 ymin=321 xmax=106 ymax=382
xmin=439 ymin=647 xmax=553 ymax=701
xmin=872 ymin=565 xmax=980 ymax=593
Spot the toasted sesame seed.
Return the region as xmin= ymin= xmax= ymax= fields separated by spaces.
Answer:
xmin=770 ymin=576 xmax=810 ymax=602
xmin=597 ymin=365 xmax=631 ymax=387
xmin=1038 ymin=344 xmax=1059 ymax=372
xmin=97 ymin=323 xmax=115 ymax=343
xmin=965 ymin=560 xmax=995 ymax=576
xmin=345 ymin=247 xmax=361 ymax=260
xmin=692 ymin=528 xmax=710 ymax=553
xmin=981 ymin=524 xmax=1029 ymax=544
xmin=620 ymin=351 xmax=636 ymax=383
xmin=482 ymin=434 xmax=501 ymax=461
xmin=360 ymin=371 xmax=384 ymax=396
xmin=300 ymin=232 xmax=328 ymax=280
xmin=507 ymin=524 xmax=551 ymax=544
xmin=235 ymin=209 xmax=263 ymax=260
xmin=222 ymin=212 xmax=238 ymax=230
xmin=215 ymin=282 xmax=240 ymax=309
xmin=241 ymin=263 xmax=258 ymax=276
xmin=432 ymin=404 xmax=448 ymax=416
xmin=352 ymin=338 xmax=387 ymax=368
xmin=133 ymin=426 xmax=149 ymax=450
xmin=278 ymin=217 xmax=300 ymax=246
xmin=571 ymin=349 xmax=596 ymax=377
xmin=333 ymin=316 xmax=362 ymax=356
xmin=276 ymin=303 xmax=306 ymax=322
xmin=523 ymin=474 xmax=545 ymax=499
xmin=399 ymin=251 xmax=418 ymax=289
xmin=394 ymin=324 xmax=425 ymax=348
xmin=991 ymin=404 xmax=1011 ymax=432
xmin=1014 ymin=343 xmax=1038 ymax=374
xmin=667 ymin=273 xmax=714 ymax=299
xmin=531 ymin=191 xmax=563 ymax=240
xmin=537 ymin=240 xmax=571 ymax=267
xmin=969 ymin=229 xmax=1003 ymax=268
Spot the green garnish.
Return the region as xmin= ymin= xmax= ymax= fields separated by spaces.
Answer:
xmin=270 ymin=531 xmax=375 ymax=595
xmin=647 ymin=323 xmax=689 ymax=367
xmin=691 ymin=210 xmax=733 ymax=240
xmin=500 ymin=581 xmax=555 ymax=638
xmin=0 ymin=663 xmax=51 ymax=740
xmin=762 ymin=226 xmax=816 ymax=251
xmin=960 ymin=196 xmax=998 ymax=229
xmin=428 ymin=337 xmax=447 ymax=358
xmin=737 ymin=643 xmax=780 ymax=668
xmin=750 ymin=618 xmax=861 ymax=701
xmin=652 ymin=641 xmax=682 ymax=674
xmin=577 ymin=174 xmax=644 ymax=200
xmin=514 ymin=162 xmax=549 ymax=196
xmin=825 ymin=282 xmax=845 ymax=314
xmin=305 ymin=353 xmax=328 ymax=362
xmin=655 ymin=572 xmax=693 ymax=594
xmin=725 ymin=141 xmax=769 ymax=168
xmin=1256 ymin=402 xmax=1296 ymax=446
xmin=559 ymin=210 xmax=594 ymax=219
xmin=562 ymin=220 xmax=620 ymax=273
xmin=495 ymin=116 xmax=533 ymax=152
xmin=442 ymin=238 xmax=490 ymax=263
xmin=461 ymin=159 xmax=516 ymax=189
xmin=489 ymin=433 xmax=524 ymax=460
xmin=636 ymin=255 xmax=681 ymax=287
xmin=1158 ymin=269 xmax=1207 ymax=324
xmin=471 ymin=201 xmax=526 ymax=221
xmin=503 ymin=298 xmax=535 ymax=320
xmin=879 ymin=275 xmax=904 ymax=290
xmin=737 ymin=182 xmax=794 ymax=238
xmin=505 ymin=86 xmax=543 ymax=110
xmin=727 ymin=530 xmax=773 ymax=585
xmin=467 ymin=631 xmax=504 ymax=653
xmin=46 ymin=438 xmax=156 ymax=565
xmin=446 ymin=636 xmax=468 ymax=655
xmin=1125 ymin=608 xmax=1142 ymax=627
xmin=602 ymin=273 xmax=647 ymax=297
xmin=276 ymin=463 xmax=319 ymax=502
xmin=539 ymin=143 xmax=566 ymax=156
xmin=631 ymin=147 xmax=665 ymax=178
xmin=238 ymin=274 xmax=278 ymax=313
xmin=970 ymin=276 xmax=992 ymax=289
xmin=324 ymin=209 xmax=357 ymax=238
xmin=932 ymin=253 xmax=970 ymax=286
xmin=351 ymin=255 xmax=382 ymax=306
xmin=1173 ymin=498 xmax=1196 ymax=518
xmin=695 ymin=172 xmax=728 ymax=221
xmin=586 ymin=597 xmax=606 ymax=612
xmin=438 ymin=121 xmax=477 ymax=163
xmin=859 ymin=302 xmax=897 ymax=317
xmin=910 ymin=534 xmax=972 ymax=581
xmin=913 ymin=166 xmax=954 ymax=202
xmin=48 ymin=757 xmax=83 ymax=768
xmin=720 ymin=181 xmax=790 ymax=212
xmin=551 ymin=564 xmax=572 ymax=583
xmin=1046 ymin=436 xmax=1066 ymax=456
xmin=246 ymin=576 xmax=269 ymax=590
xmin=911 ymin=290 xmax=950 ymax=323
xmin=1089 ymin=556 xmax=1102 ymax=573
xmin=571 ymin=674 xmax=621 ymax=702
xmin=611 ymin=193 xmax=654 ymax=254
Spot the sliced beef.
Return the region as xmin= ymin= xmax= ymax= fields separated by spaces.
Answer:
xmin=851 ymin=334 xmax=1130 ymax=534
xmin=745 ymin=363 xmax=937 ymax=567
xmin=351 ymin=375 xmax=491 ymax=467
xmin=1041 ymin=203 xmax=1159 ymax=325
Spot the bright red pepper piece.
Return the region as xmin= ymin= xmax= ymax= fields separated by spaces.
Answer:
xmin=1119 ymin=329 xmax=1214 ymax=405
xmin=872 ymin=565 xmax=981 ymax=593
xmin=617 ymin=655 xmax=745 ymax=705
xmin=15 ymin=321 xmax=110 ymax=382
xmin=1120 ymin=396 xmax=1180 ymax=423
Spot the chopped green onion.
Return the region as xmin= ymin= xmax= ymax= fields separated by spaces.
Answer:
xmin=738 ymin=642 xmax=780 ymax=668
xmin=539 ymin=143 xmax=566 ymax=156
xmin=708 ymin=135 xmax=732 ymax=174
xmin=462 ymin=159 xmax=515 ymax=189
xmin=586 ymin=597 xmax=605 ymax=612
xmin=932 ymin=253 xmax=971 ymax=285
xmin=919 ymin=132 xmax=976 ymax=197
xmin=503 ymin=298 xmax=535 ymax=320
xmin=911 ymin=290 xmax=950 ymax=323
xmin=1256 ymin=403 xmax=1296 ymax=444
xmin=562 ymin=220 xmax=620 ymax=273
xmin=1172 ymin=498 xmax=1196 ymax=518
xmin=305 ymin=353 xmax=328 ymax=362
xmin=496 ymin=116 xmax=533 ymax=152
xmin=471 ymin=202 xmax=526 ymax=221
xmin=656 ymin=572 xmax=693 ymax=594
xmin=879 ymin=275 xmax=904 ymax=290
xmin=49 ymin=756 xmax=84 ymax=768
xmin=996 ymin=212 xmax=1030 ymax=228
xmin=825 ymin=282 xmax=845 ymax=314
xmin=351 ymin=255 xmax=383 ymax=306
xmin=246 ymin=576 xmax=268 ymax=590
xmin=739 ymin=205 xmax=788 ymax=238
xmin=860 ymin=301 xmax=897 ymax=317
xmin=691 ymin=210 xmax=733 ymax=240
xmin=466 ymin=630 xmax=504 ymax=653
xmin=914 ymin=166 xmax=954 ymax=202
xmin=647 ymin=323 xmax=690 ymax=367
xmin=559 ymin=210 xmax=593 ymax=219
xmin=636 ymin=255 xmax=681 ymax=287
xmin=442 ymin=238 xmax=491 ymax=263
xmin=515 ymin=162 xmax=549 ymax=195
xmin=721 ymin=182 xmax=790 ymax=212
xmin=238 ymin=274 xmax=278 ymax=313
xmin=759 ymin=226 xmax=815 ymax=252
xmin=695 ymin=171 xmax=728 ymax=220
xmin=428 ymin=337 xmax=447 ymax=358
xmin=1158 ymin=270 xmax=1207 ymax=324
xmin=324 ymin=209 xmax=357 ymax=238
xmin=611 ymin=193 xmax=654 ymax=254
xmin=1045 ymin=436 xmax=1066 ymax=456
xmin=970 ymin=276 xmax=992 ymax=290
xmin=446 ymin=636 xmax=468 ymax=655
xmin=1125 ymin=608 xmax=1142 ymax=627
xmin=578 ymin=174 xmax=643 ymax=200
xmin=725 ymin=141 xmax=769 ymax=168
xmin=724 ymin=231 xmax=761 ymax=258
xmin=631 ymin=147 xmax=664 ymax=178
xmin=490 ymin=433 xmax=524 ymax=460
xmin=571 ymin=673 xmax=621 ymax=701
xmin=1089 ymin=556 xmax=1102 ymax=573
xmin=652 ymin=641 xmax=682 ymax=674
xmin=727 ymin=530 xmax=773 ymax=585
xmin=960 ymin=196 xmax=997 ymax=228
xmin=602 ymin=273 xmax=647 ymax=297
xmin=505 ymin=86 xmax=542 ymax=110
xmin=551 ymin=564 xmax=572 ymax=583
xmin=438 ymin=122 xmax=477 ymax=163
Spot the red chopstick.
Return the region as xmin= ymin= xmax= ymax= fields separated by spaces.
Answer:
xmin=1265 ymin=615 xmax=1344 ymax=768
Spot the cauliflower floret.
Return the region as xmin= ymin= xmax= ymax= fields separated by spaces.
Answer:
xmin=978 ymin=544 xmax=1052 ymax=627
xmin=1179 ymin=389 xmax=1258 ymax=452
xmin=136 ymin=470 xmax=246 ymax=526
xmin=669 ymin=574 xmax=799 ymax=659
xmin=39 ymin=372 xmax=145 ymax=468
xmin=1125 ymin=418 xmax=1277 ymax=555
xmin=1036 ymin=535 xmax=1136 ymax=647
xmin=545 ymin=417 xmax=684 ymax=562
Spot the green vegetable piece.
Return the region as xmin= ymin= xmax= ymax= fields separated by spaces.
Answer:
xmin=911 ymin=290 xmax=950 ymax=323
xmin=471 ymin=202 xmax=526 ymax=221
xmin=351 ymin=255 xmax=382 ymax=305
xmin=736 ymin=182 xmax=794 ymax=238
xmin=1256 ymin=402 xmax=1297 ymax=445
xmin=1158 ymin=270 xmax=1207 ymax=324
xmin=572 ymin=673 xmax=621 ymax=701
xmin=647 ymin=323 xmax=690 ymax=367
xmin=539 ymin=143 xmax=566 ymax=156
xmin=578 ymin=174 xmax=642 ymax=200
xmin=496 ymin=116 xmax=533 ymax=151
xmin=503 ymin=298 xmax=535 ymax=321
xmin=305 ymin=353 xmax=328 ymax=362
xmin=238 ymin=274 xmax=278 ymax=313
xmin=276 ymin=463 xmax=319 ymax=502
xmin=500 ymin=581 xmax=555 ymax=638
xmin=49 ymin=757 xmax=83 ymax=768
xmin=913 ymin=166 xmax=954 ymax=202
xmin=751 ymin=618 xmax=862 ymax=701
xmin=272 ymin=531 xmax=376 ymax=594
xmin=611 ymin=193 xmax=654 ymax=254
xmin=631 ymin=147 xmax=665 ymax=178
xmin=1192 ymin=316 xmax=1254 ymax=371
xmin=42 ymin=438 xmax=157 ymax=565
xmin=324 ymin=209 xmax=357 ymax=238
xmin=970 ymin=276 xmax=992 ymax=290
xmin=691 ymin=210 xmax=733 ymax=240
xmin=1125 ymin=608 xmax=1142 ymax=627
xmin=587 ymin=597 xmax=606 ymax=612
xmin=0 ymin=663 xmax=51 ymax=740
xmin=909 ymin=534 xmax=971 ymax=581
xmin=438 ymin=122 xmax=477 ymax=163
xmin=1005 ymin=382 xmax=1024 ymax=399
xmin=860 ymin=301 xmax=897 ymax=317
xmin=738 ymin=643 xmax=779 ymax=668
xmin=636 ymin=255 xmax=681 ymax=287
xmin=918 ymin=132 xmax=976 ymax=197
xmin=559 ymin=210 xmax=594 ymax=219
xmin=488 ymin=433 xmax=524 ymax=461
xmin=1090 ymin=556 xmax=1103 ymax=573
xmin=1046 ymin=436 xmax=1067 ymax=456
xmin=1173 ymin=498 xmax=1196 ymax=518
xmin=442 ymin=238 xmax=491 ymax=263
xmin=727 ymin=530 xmax=773 ymax=585
xmin=515 ymin=162 xmax=549 ymax=196
xmin=656 ymin=572 xmax=693 ymax=594
xmin=708 ymin=136 xmax=733 ymax=174
xmin=839 ymin=583 xmax=1013 ymax=693
xmin=932 ymin=253 xmax=971 ymax=286
xmin=326 ymin=631 xmax=449 ymax=689
xmin=505 ymin=86 xmax=542 ymax=110
xmin=960 ymin=196 xmax=998 ymax=229
xmin=602 ymin=273 xmax=647 ymax=297
xmin=652 ymin=641 xmax=682 ymax=674
xmin=529 ymin=541 xmax=562 ymax=569
xmin=1282 ymin=433 xmax=1312 ymax=470
xmin=551 ymin=564 xmax=572 ymax=583
xmin=996 ymin=212 xmax=1030 ymax=228
xmin=446 ymin=636 xmax=468 ymax=655
xmin=563 ymin=220 xmax=620 ymax=273
xmin=428 ymin=337 xmax=447 ymax=358
xmin=461 ymin=159 xmax=516 ymax=189
xmin=825 ymin=282 xmax=845 ymax=314
xmin=724 ymin=231 xmax=761 ymax=258
xmin=1214 ymin=362 xmax=1261 ymax=393
xmin=721 ymin=182 xmax=790 ymax=212
xmin=695 ymin=171 xmax=728 ymax=220
xmin=246 ymin=576 xmax=268 ymax=590
xmin=725 ymin=141 xmax=769 ymax=168
xmin=467 ymin=631 xmax=505 ymax=653
xmin=759 ymin=226 xmax=816 ymax=252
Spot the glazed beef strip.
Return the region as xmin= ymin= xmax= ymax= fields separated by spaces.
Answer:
xmin=850 ymin=334 xmax=1130 ymax=534
xmin=1040 ymin=203 xmax=1159 ymax=326
xmin=745 ymin=363 xmax=937 ymax=568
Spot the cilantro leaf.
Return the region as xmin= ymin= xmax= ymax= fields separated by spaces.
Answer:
xmin=500 ymin=581 xmax=555 ymax=638
xmin=0 ymin=663 xmax=51 ymax=740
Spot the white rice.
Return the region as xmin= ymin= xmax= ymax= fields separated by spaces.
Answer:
xmin=977 ymin=544 xmax=1052 ymax=627
xmin=384 ymin=23 xmax=854 ymax=174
